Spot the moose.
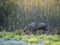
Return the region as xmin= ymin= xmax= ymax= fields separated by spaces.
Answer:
xmin=24 ymin=22 xmax=47 ymax=34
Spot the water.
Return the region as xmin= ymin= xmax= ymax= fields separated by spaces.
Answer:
xmin=0 ymin=38 xmax=43 ymax=45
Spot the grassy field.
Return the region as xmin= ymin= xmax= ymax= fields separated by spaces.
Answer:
xmin=0 ymin=31 xmax=60 ymax=45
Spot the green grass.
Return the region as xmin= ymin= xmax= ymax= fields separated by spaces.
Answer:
xmin=50 ymin=42 xmax=60 ymax=45
xmin=28 ymin=38 xmax=39 ymax=43
xmin=0 ymin=31 xmax=14 ymax=40
xmin=0 ymin=31 xmax=60 ymax=45
xmin=0 ymin=32 xmax=3 ymax=37
xmin=14 ymin=35 xmax=22 ymax=40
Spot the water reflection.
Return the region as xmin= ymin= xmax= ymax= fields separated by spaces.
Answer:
xmin=0 ymin=38 xmax=43 ymax=45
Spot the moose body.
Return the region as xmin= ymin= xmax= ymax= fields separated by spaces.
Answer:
xmin=24 ymin=22 xmax=47 ymax=34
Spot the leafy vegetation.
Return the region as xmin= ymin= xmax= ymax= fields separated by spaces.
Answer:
xmin=0 ymin=31 xmax=14 ymax=40
xmin=0 ymin=0 xmax=60 ymax=45
xmin=0 ymin=32 xmax=60 ymax=45
xmin=0 ymin=0 xmax=60 ymax=34
xmin=14 ymin=35 xmax=21 ymax=40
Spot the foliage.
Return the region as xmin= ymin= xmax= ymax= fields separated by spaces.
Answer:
xmin=0 ymin=32 xmax=60 ymax=44
xmin=0 ymin=0 xmax=60 ymax=34
xmin=14 ymin=35 xmax=22 ymax=40
xmin=0 ymin=32 xmax=3 ymax=37
xmin=28 ymin=38 xmax=39 ymax=43
xmin=0 ymin=31 xmax=14 ymax=40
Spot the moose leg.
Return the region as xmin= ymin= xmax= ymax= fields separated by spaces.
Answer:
xmin=31 ymin=30 xmax=36 ymax=34
xmin=44 ymin=28 xmax=48 ymax=34
xmin=40 ymin=29 xmax=45 ymax=34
